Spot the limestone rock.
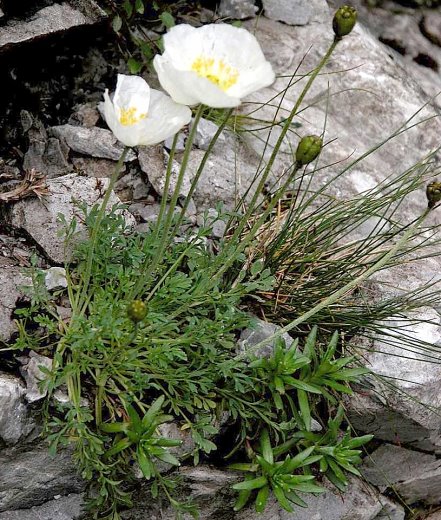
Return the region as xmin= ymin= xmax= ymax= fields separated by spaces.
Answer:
xmin=218 ymin=0 xmax=258 ymax=19
xmin=0 ymin=445 xmax=84 ymax=512
xmin=241 ymin=14 xmax=441 ymax=452
xmin=0 ymin=2 xmax=106 ymax=51
xmin=238 ymin=316 xmax=294 ymax=358
xmin=235 ymin=475 xmax=381 ymax=520
xmin=374 ymin=495 xmax=406 ymax=520
xmin=45 ymin=267 xmax=68 ymax=292
xmin=0 ymin=373 xmax=33 ymax=445
xmin=72 ymin=156 xmax=124 ymax=179
xmin=362 ymin=444 xmax=441 ymax=505
xmin=0 ymin=267 xmax=30 ymax=342
xmin=262 ymin=0 xmax=329 ymax=26
xmin=192 ymin=117 xmax=227 ymax=151
xmin=20 ymin=352 xmax=52 ymax=403
xmin=50 ymin=125 xmax=136 ymax=162
xmin=0 ymin=493 xmax=84 ymax=520
xmin=6 ymin=174 xmax=136 ymax=263
xmin=22 ymin=113 xmax=70 ymax=179
xmin=138 ymin=145 xmax=191 ymax=199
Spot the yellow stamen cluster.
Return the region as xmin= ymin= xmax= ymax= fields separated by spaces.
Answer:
xmin=118 ymin=107 xmax=147 ymax=126
xmin=191 ymin=56 xmax=239 ymax=91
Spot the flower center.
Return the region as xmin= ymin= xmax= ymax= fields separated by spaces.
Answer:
xmin=191 ymin=56 xmax=239 ymax=91
xmin=118 ymin=107 xmax=147 ymax=126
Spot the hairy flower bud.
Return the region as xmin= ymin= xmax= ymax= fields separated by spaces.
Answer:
xmin=295 ymin=135 xmax=323 ymax=166
xmin=127 ymin=300 xmax=147 ymax=323
xmin=426 ymin=181 xmax=441 ymax=209
xmin=333 ymin=5 xmax=357 ymax=39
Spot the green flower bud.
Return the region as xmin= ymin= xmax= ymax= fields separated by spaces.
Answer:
xmin=426 ymin=181 xmax=441 ymax=209
xmin=127 ymin=300 xmax=147 ymax=323
xmin=295 ymin=135 xmax=323 ymax=166
xmin=333 ymin=5 xmax=357 ymax=39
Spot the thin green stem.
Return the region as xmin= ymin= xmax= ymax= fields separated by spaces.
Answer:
xmin=131 ymin=105 xmax=204 ymax=299
xmin=76 ymin=146 xmax=129 ymax=312
xmin=234 ymin=208 xmax=432 ymax=361
xmin=211 ymin=39 xmax=339 ymax=281
xmin=171 ymin=107 xmax=234 ymax=234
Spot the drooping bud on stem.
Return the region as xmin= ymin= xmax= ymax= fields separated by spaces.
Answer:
xmin=426 ymin=181 xmax=441 ymax=209
xmin=295 ymin=135 xmax=323 ymax=167
xmin=333 ymin=5 xmax=357 ymax=40
xmin=127 ymin=300 xmax=147 ymax=323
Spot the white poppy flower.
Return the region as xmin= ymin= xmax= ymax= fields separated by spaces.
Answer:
xmin=102 ymin=74 xmax=192 ymax=147
xmin=153 ymin=24 xmax=275 ymax=108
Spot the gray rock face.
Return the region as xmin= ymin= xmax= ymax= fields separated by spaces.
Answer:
xmin=192 ymin=117 xmax=227 ymax=151
xmin=0 ymin=2 xmax=106 ymax=51
xmin=235 ymin=475 xmax=382 ymax=520
xmin=218 ymin=0 xmax=258 ymax=19
xmin=0 ymin=445 xmax=84 ymax=512
xmin=0 ymin=373 xmax=32 ymax=446
xmin=348 ymin=1 xmax=441 ymax=108
xmin=362 ymin=444 xmax=441 ymax=505
xmin=0 ymin=493 xmax=84 ymax=520
xmin=262 ymin=0 xmax=329 ymax=26
xmin=373 ymin=495 xmax=405 ymax=520
xmin=50 ymin=125 xmax=136 ymax=162
xmin=243 ymin=13 xmax=441 ymax=454
xmin=6 ymin=174 xmax=135 ymax=263
xmin=0 ymin=267 xmax=30 ymax=342
xmin=21 ymin=112 xmax=70 ymax=179
xmin=138 ymin=146 xmax=192 ymax=199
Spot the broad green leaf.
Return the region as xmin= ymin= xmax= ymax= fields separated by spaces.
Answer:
xmin=298 ymin=389 xmax=311 ymax=431
xmin=104 ymin=437 xmax=132 ymax=458
xmin=260 ymin=429 xmax=274 ymax=465
xmin=159 ymin=11 xmax=175 ymax=28
xmin=255 ymin=485 xmax=270 ymax=513
xmin=232 ymin=476 xmax=268 ymax=491
xmin=233 ymin=489 xmax=252 ymax=511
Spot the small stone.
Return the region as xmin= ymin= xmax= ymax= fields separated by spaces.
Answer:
xmin=0 ymin=372 xmax=33 ymax=445
xmin=20 ymin=352 xmax=52 ymax=403
xmin=45 ymin=267 xmax=68 ymax=292
xmin=68 ymin=103 xmax=100 ymax=128
xmin=50 ymin=125 xmax=136 ymax=162
xmin=137 ymin=145 xmax=190 ymax=199
xmin=238 ymin=317 xmax=294 ymax=358
xmin=192 ymin=117 xmax=226 ymax=151
xmin=262 ymin=0 xmax=329 ymax=26
xmin=197 ymin=208 xmax=227 ymax=238
xmin=72 ymin=156 xmax=123 ymax=178
xmin=218 ymin=0 xmax=258 ymax=19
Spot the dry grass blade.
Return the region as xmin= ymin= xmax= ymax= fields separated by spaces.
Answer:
xmin=0 ymin=169 xmax=49 ymax=203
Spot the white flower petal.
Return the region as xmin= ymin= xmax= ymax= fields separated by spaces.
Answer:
xmin=154 ymin=23 xmax=275 ymax=108
xmin=154 ymin=57 xmax=241 ymax=108
xmin=136 ymin=89 xmax=192 ymax=146
xmin=113 ymin=74 xmax=150 ymax=115
xmin=228 ymin=61 xmax=276 ymax=99
xmin=102 ymin=76 xmax=191 ymax=147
